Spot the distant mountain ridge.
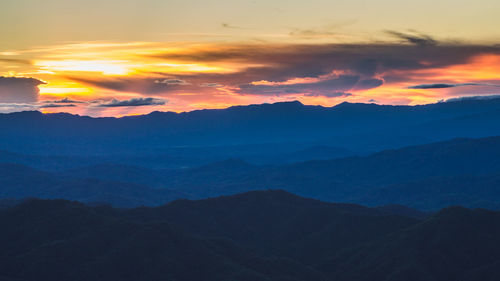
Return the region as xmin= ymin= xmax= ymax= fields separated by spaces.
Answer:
xmin=145 ymin=135 xmax=500 ymax=210
xmin=0 ymin=163 xmax=184 ymax=207
xmin=4 ymin=97 xmax=500 ymax=156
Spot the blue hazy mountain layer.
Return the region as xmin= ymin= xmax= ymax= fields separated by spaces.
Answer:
xmin=2 ymin=98 xmax=500 ymax=158
xmin=2 ymin=136 xmax=500 ymax=210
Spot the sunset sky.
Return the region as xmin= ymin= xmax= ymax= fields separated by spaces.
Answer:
xmin=1 ymin=0 xmax=500 ymax=116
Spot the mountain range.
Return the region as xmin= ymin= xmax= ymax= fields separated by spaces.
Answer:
xmin=3 ymin=97 xmax=500 ymax=160
xmin=3 ymin=97 xmax=500 ymax=209
xmin=2 ymin=98 xmax=500 ymax=280
xmin=2 ymin=135 xmax=500 ymax=209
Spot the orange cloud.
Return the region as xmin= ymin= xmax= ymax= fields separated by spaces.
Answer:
xmin=1 ymin=41 xmax=500 ymax=116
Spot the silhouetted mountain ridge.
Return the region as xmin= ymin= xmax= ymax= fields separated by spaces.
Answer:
xmin=4 ymin=97 xmax=500 ymax=155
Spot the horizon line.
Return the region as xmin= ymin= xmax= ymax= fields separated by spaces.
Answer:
xmin=2 ymin=94 xmax=500 ymax=119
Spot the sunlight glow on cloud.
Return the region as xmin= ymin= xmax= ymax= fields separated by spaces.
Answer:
xmin=1 ymin=39 xmax=500 ymax=116
xmin=35 ymin=60 xmax=132 ymax=75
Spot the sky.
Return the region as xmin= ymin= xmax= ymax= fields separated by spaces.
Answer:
xmin=1 ymin=0 xmax=500 ymax=116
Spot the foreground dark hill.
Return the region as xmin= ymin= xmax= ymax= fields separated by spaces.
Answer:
xmin=1 ymin=191 xmax=500 ymax=281
xmin=3 ymin=97 xmax=500 ymax=160
xmin=0 ymin=194 xmax=325 ymax=281
xmin=324 ymin=207 xmax=500 ymax=281
xmin=128 ymin=190 xmax=419 ymax=264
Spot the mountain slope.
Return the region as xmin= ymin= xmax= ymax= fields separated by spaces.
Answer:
xmin=1 ymin=192 xmax=500 ymax=281
xmin=0 ymin=198 xmax=326 ymax=281
xmin=156 ymin=136 xmax=500 ymax=209
xmin=4 ymin=135 xmax=500 ymax=209
xmin=0 ymin=163 xmax=183 ymax=207
xmin=324 ymin=207 xmax=500 ymax=281
xmin=127 ymin=190 xmax=419 ymax=264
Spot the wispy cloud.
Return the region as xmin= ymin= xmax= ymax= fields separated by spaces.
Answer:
xmin=288 ymin=21 xmax=356 ymax=39
xmin=288 ymin=29 xmax=337 ymax=39
xmin=154 ymin=79 xmax=190 ymax=85
xmin=46 ymin=97 xmax=86 ymax=104
xmin=0 ymin=58 xmax=32 ymax=65
xmin=446 ymin=95 xmax=500 ymax=102
xmin=0 ymin=103 xmax=37 ymax=112
xmin=408 ymin=83 xmax=500 ymax=89
xmin=304 ymin=92 xmax=352 ymax=98
xmin=200 ymin=83 xmax=224 ymax=87
xmin=221 ymin=23 xmax=248 ymax=29
xmin=39 ymin=103 xmax=77 ymax=108
xmin=385 ymin=30 xmax=438 ymax=46
xmin=238 ymin=75 xmax=368 ymax=97
xmin=95 ymin=97 xmax=167 ymax=107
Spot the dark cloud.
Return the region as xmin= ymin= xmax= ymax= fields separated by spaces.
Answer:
xmin=352 ymin=59 xmax=380 ymax=76
xmin=304 ymin=92 xmax=352 ymax=98
xmin=152 ymin=45 xmax=275 ymax=62
xmin=385 ymin=30 xmax=438 ymax=46
xmin=96 ymin=97 xmax=166 ymax=107
xmin=446 ymin=95 xmax=500 ymax=102
xmin=39 ymin=103 xmax=77 ymax=108
xmin=47 ymin=97 xmax=86 ymax=104
xmin=154 ymin=79 xmax=190 ymax=85
xmin=0 ymin=76 xmax=46 ymax=103
xmin=408 ymin=83 xmax=499 ymax=89
xmin=153 ymin=42 xmax=500 ymax=77
xmin=68 ymin=77 xmax=136 ymax=92
xmin=353 ymin=78 xmax=384 ymax=90
xmin=238 ymin=75 xmax=362 ymax=96
xmin=70 ymin=41 xmax=500 ymax=98
xmin=67 ymin=76 xmax=194 ymax=96
xmin=0 ymin=103 xmax=38 ymax=113
xmin=200 ymin=83 xmax=223 ymax=87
